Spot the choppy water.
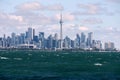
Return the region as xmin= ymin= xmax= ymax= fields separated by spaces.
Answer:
xmin=0 ymin=51 xmax=120 ymax=80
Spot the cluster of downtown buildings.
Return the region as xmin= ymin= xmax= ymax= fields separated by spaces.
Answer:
xmin=0 ymin=27 xmax=115 ymax=51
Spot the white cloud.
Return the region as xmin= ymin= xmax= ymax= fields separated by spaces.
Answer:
xmin=79 ymin=26 xmax=89 ymax=31
xmin=24 ymin=14 xmax=52 ymax=25
xmin=77 ymin=3 xmax=105 ymax=15
xmin=0 ymin=11 xmax=77 ymax=36
xmin=8 ymin=15 xmax=23 ymax=22
xmin=46 ymin=4 xmax=63 ymax=11
xmin=16 ymin=2 xmax=44 ymax=11
xmin=81 ymin=18 xmax=103 ymax=24
xmin=0 ymin=13 xmax=24 ymax=26
xmin=78 ymin=4 xmax=100 ymax=14
xmin=16 ymin=1 xmax=63 ymax=11
xmin=72 ymin=3 xmax=114 ymax=16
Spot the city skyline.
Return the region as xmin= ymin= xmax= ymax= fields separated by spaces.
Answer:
xmin=0 ymin=0 xmax=120 ymax=49
xmin=0 ymin=27 xmax=115 ymax=51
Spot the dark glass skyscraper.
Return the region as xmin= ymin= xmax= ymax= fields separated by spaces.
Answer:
xmin=39 ymin=32 xmax=45 ymax=49
xmin=28 ymin=27 xmax=33 ymax=40
xmin=87 ymin=32 xmax=93 ymax=48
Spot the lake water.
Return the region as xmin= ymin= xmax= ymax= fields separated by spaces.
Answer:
xmin=0 ymin=51 xmax=120 ymax=80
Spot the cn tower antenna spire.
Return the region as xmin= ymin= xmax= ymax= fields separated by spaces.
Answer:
xmin=60 ymin=12 xmax=63 ymax=49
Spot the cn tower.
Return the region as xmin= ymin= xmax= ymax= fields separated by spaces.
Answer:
xmin=60 ymin=13 xmax=63 ymax=49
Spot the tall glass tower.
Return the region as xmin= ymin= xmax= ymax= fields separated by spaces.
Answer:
xmin=39 ymin=32 xmax=45 ymax=48
xmin=28 ymin=27 xmax=33 ymax=40
xmin=87 ymin=32 xmax=93 ymax=48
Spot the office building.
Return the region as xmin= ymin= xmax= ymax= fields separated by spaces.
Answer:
xmin=28 ymin=27 xmax=33 ymax=40
xmin=64 ymin=36 xmax=71 ymax=49
xmin=87 ymin=32 xmax=93 ymax=48
xmin=80 ymin=32 xmax=86 ymax=48
xmin=74 ymin=34 xmax=80 ymax=48
xmin=39 ymin=32 xmax=45 ymax=49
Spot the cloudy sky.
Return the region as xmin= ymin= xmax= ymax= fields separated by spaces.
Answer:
xmin=0 ymin=0 xmax=120 ymax=49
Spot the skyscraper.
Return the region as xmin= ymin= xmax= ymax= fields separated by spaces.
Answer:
xmin=11 ymin=33 xmax=16 ymax=47
xmin=64 ymin=36 xmax=71 ymax=49
xmin=80 ymin=32 xmax=86 ymax=48
xmin=105 ymin=42 xmax=115 ymax=50
xmin=87 ymin=32 xmax=93 ymax=48
xmin=2 ymin=34 xmax=6 ymax=48
xmin=92 ymin=40 xmax=102 ymax=50
xmin=20 ymin=33 xmax=25 ymax=44
xmin=53 ymin=33 xmax=58 ymax=48
xmin=39 ymin=32 xmax=45 ymax=49
xmin=28 ymin=27 xmax=33 ymax=40
xmin=0 ymin=38 xmax=2 ymax=48
xmin=6 ymin=36 xmax=11 ymax=47
xmin=33 ymin=29 xmax=35 ymax=40
xmin=47 ymin=35 xmax=53 ymax=49
xmin=75 ymin=34 xmax=80 ymax=48
xmin=54 ymin=33 xmax=58 ymax=40
xmin=81 ymin=32 xmax=86 ymax=43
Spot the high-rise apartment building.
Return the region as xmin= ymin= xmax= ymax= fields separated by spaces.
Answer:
xmin=64 ymin=36 xmax=71 ymax=49
xmin=105 ymin=42 xmax=115 ymax=50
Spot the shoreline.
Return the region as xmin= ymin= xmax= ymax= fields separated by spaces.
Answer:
xmin=0 ymin=48 xmax=119 ymax=52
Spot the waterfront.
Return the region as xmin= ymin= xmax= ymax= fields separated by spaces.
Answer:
xmin=0 ymin=51 xmax=120 ymax=80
